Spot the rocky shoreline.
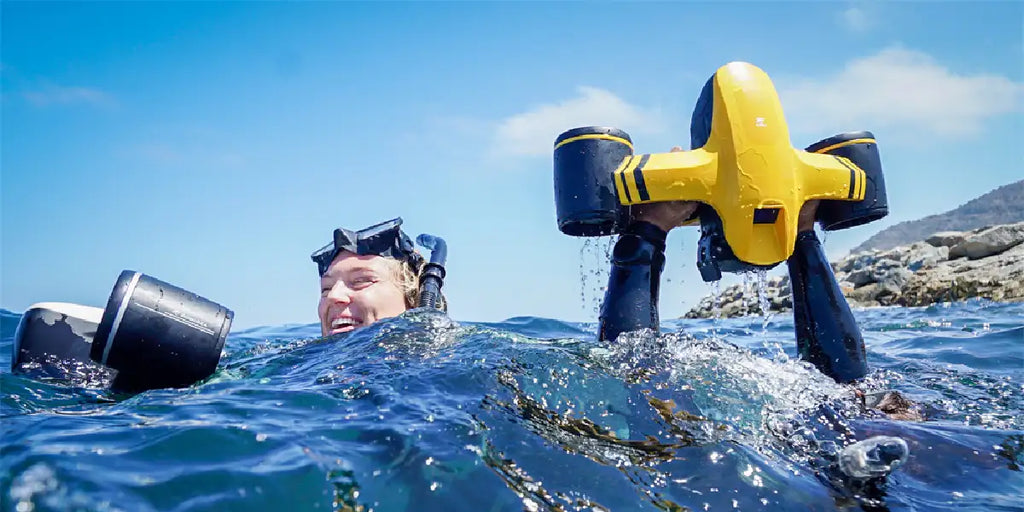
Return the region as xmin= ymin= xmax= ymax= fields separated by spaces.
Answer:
xmin=685 ymin=222 xmax=1024 ymax=318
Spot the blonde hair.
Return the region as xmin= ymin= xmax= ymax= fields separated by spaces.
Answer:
xmin=382 ymin=256 xmax=448 ymax=312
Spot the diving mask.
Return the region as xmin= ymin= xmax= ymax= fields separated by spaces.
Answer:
xmin=311 ymin=217 xmax=424 ymax=277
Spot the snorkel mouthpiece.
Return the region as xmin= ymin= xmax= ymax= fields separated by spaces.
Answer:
xmin=416 ymin=234 xmax=448 ymax=265
xmin=552 ymin=61 xmax=888 ymax=281
xmin=415 ymin=234 xmax=447 ymax=309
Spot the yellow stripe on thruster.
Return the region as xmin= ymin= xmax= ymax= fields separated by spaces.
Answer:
xmin=615 ymin=156 xmax=643 ymax=204
xmin=611 ymin=155 xmax=631 ymax=204
xmin=811 ymin=138 xmax=876 ymax=155
xmin=858 ymin=168 xmax=867 ymax=200
xmin=851 ymin=162 xmax=860 ymax=199
xmin=554 ymin=133 xmax=634 ymax=151
xmin=849 ymin=166 xmax=865 ymax=201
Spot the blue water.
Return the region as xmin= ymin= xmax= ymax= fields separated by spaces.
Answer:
xmin=2 ymin=300 xmax=1022 ymax=511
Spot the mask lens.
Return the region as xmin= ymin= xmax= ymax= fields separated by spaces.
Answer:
xmin=311 ymin=242 xmax=337 ymax=277
xmin=311 ymin=218 xmax=416 ymax=276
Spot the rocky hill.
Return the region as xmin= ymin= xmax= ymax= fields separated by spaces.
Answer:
xmin=851 ymin=180 xmax=1024 ymax=253
xmin=687 ymin=222 xmax=1024 ymax=318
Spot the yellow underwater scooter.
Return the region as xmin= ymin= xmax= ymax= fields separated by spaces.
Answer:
xmin=553 ymin=61 xmax=888 ymax=281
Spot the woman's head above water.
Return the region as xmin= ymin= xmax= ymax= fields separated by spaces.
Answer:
xmin=317 ymin=250 xmax=422 ymax=336
xmin=311 ymin=218 xmax=441 ymax=336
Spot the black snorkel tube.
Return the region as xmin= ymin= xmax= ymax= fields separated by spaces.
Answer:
xmin=415 ymin=234 xmax=447 ymax=309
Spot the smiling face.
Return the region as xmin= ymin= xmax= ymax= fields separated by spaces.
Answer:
xmin=317 ymin=251 xmax=409 ymax=336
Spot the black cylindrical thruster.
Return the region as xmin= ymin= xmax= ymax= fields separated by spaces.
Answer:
xmin=553 ymin=126 xmax=634 ymax=237
xmin=91 ymin=271 xmax=233 ymax=391
xmin=806 ymin=131 xmax=889 ymax=231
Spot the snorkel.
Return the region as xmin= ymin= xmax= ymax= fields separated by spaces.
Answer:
xmin=415 ymin=234 xmax=447 ymax=309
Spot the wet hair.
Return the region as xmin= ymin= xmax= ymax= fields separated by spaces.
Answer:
xmin=383 ymin=255 xmax=448 ymax=312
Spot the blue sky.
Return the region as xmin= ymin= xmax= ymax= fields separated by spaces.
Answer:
xmin=3 ymin=1 xmax=1021 ymax=329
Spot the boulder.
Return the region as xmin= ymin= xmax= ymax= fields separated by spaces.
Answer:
xmin=846 ymin=283 xmax=883 ymax=304
xmin=948 ymin=222 xmax=1024 ymax=260
xmin=848 ymin=258 xmax=902 ymax=286
xmin=907 ymin=244 xmax=948 ymax=271
xmin=685 ymin=222 xmax=1024 ymax=318
xmin=877 ymin=245 xmax=911 ymax=264
xmin=838 ymin=252 xmax=878 ymax=274
xmin=879 ymin=267 xmax=914 ymax=289
xmin=926 ymin=231 xmax=967 ymax=248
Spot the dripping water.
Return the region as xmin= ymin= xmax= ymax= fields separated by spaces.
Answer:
xmin=754 ymin=269 xmax=787 ymax=362
xmin=741 ymin=271 xmax=754 ymax=315
xmin=578 ymin=237 xmax=614 ymax=317
xmin=709 ymin=279 xmax=722 ymax=340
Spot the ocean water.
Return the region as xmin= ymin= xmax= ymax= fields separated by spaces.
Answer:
xmin=2 ymin=300 xmax=1022 ymax=512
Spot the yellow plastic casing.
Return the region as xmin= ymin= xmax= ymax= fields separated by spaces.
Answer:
xmin=613 ymin=62 xmax=868 ymax=266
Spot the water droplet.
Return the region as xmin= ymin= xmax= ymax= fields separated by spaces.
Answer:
xmin=579 ymin=237 xmax=614 ymax=316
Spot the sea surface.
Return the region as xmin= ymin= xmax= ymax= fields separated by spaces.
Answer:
xmin=2 ymin=300 xmax=1022 ymax=512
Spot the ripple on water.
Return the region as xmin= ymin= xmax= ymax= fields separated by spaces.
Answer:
xmin=1 ymin=302 xmax=1022 ymax=511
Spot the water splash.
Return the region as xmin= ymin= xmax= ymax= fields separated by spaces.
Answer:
xmin=709 ymin=280 xmax=723 ymax=339
xmin=741 ymin=271 xmax=753 ymax=314
xmin=3 ymin=304 xmax=1022 ymax=512
xmin=578 ymin=237 xmax=614 ymax=317
xmin=838 ymin=436 xmax=909 ymax=480
xmin=754 ymin=269 xmax=787 ymax=362
xmin=755 ymin=270 xmax=771 ymax=322
xmin=665 ymin=233 xmax=688 ymax=287
xmin=597 ymin=328 xmax=857 ymax=456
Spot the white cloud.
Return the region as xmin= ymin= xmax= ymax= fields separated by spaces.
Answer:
xmin=779 ymin=47 xmax=1022 ymax=138
xmin=492 ymin=86 xmax=665 ymax=157
xmin=839 ymin=6 xmax=873 ymax=33
xmin=23 ymin=84 xmax=114 ymax=106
